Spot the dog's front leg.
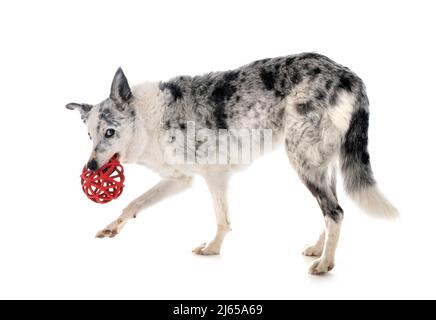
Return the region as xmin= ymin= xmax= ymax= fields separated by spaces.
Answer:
xmin=96 ymin=175 xmax=192 ymax=238
xmin=193 ymin=171 xmax=231 ymax=255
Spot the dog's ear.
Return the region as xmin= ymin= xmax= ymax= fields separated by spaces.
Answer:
xmin=110 ymin=67 xmax=132 ymax=110
xmin=66 ymin=103 xmax=93 ymax=121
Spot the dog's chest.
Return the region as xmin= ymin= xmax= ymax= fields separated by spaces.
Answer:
xmin=135 ymin=135 xmax=183 ymax=178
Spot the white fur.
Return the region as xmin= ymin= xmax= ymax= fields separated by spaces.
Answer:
xmin=127 ymin=83 xmax=183 ymax=177
xmin=303 ymin=231 xmax=325 ymax=257
xmin=193 ymin=170 xmax=231 ymax=255
xmin=327 ymin=92 xmax=355 ymax=135
xmin=309 ymin=217 xmax=341 ymax=275
xmin=96 ymin=176 xmax=193 ymax=238
xmin=350 ymin=184 xmax=399 ymax=219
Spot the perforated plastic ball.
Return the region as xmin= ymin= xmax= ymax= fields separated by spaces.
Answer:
xmin=80 ymin=156 xmax=125 ymax=204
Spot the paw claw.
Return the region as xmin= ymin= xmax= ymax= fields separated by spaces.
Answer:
xmin=95 ymin=228 xmax=119 ymax=239
xmin=192 ymin=243 xmax=220 ymax=255
xmin=308 ymin=258 xmax=334 ymax=275
xmin=302 ymin=245 xmax=323 ymax=257
xmin=192 ymin=243 xmax=206 ymax=253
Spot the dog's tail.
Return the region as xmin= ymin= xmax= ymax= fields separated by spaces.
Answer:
xmin=340 ymin=95 xmax=398 ymax=219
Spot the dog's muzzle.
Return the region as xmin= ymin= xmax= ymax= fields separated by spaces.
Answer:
xmin=87 ymin=159 xmax=98 ymax=171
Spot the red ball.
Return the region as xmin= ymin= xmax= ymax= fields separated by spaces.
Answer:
xmin=80 ymin=156 xmax=125 ymax=204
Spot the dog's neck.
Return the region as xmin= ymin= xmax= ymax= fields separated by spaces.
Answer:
xmin=131 ymin=82 xmax=166 ymax=131
xmin=121 ymin=82 xmax=168 ymax=170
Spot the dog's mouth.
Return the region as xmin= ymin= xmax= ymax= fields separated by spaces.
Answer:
xmin=99 ymin=153 xmax=120 ymax=169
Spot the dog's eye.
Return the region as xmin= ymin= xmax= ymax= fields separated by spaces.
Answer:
xmin=105 ymin=129 xmax=115 ymax=138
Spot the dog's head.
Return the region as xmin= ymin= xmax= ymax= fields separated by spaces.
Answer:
xmin=66 ymin=68 xmax=136 ymax=170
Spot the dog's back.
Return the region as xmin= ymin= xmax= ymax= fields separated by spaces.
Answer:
xmin=159 ymin=53 xmax=362 ymax=134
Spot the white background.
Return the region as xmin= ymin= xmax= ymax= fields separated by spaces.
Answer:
xmin=0 ymin=0 xmax=435 ymax=299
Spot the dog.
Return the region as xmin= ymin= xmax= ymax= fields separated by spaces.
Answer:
xmin=66 ymin=53 xmax=398 ymax=274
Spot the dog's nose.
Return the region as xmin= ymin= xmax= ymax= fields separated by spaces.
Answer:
xmin=87 ymin=159 xmax=98 ymax=171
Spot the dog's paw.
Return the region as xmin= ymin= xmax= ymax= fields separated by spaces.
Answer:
xmin=192 ymin=243 xmax=220 ymax=255
xmin=95 ymin=228 xmax=118 ymax=238
xmin=308 ymin=258 xmax=334 ymax=275
xmin=302 ymin=244 xmax=323 ymax=257
xmin=95 ymin=219 xmax=124 ymax=239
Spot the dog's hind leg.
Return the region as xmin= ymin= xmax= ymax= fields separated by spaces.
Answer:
xmin=285 ymin=100 xmax=344 ymax=274
xmin=193 ymin=170 xmax=231 ymax=255
xmin=302 ymin=167 xmax=337 ymax=257
xmin=96 ymin=175 xmax=192 ymax=238
xmin=297 ymin=165 xmax=343 ymax=275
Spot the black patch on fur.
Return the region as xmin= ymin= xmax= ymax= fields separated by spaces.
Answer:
xmin=341 ymin=108 xmax=375 ymax=192
xmin=290 ymin=70 xmax=302 ymax=85
xmin=326 ymin=204 xmax=344 ymax=222
xmin=81 ymin=104 xmax=92 ymax=113
xmin=315 ymin=89 xmax=326 ymax=101
xmin=213 ymin=105 xmax=228 ymax=129
xmin=260 ymin=68 xmax=286 ymax=97
xmin=308 ymin=67 xmax=321 ymax=78
xmin=160 ymin=82 xmax=183 ymax=101
xmin=236 ymin=95 xmax=241 ymax=102
xmin=325 ymin=80 xmax=333 ymax=90
xmin=209 ymin=77 xmax=237 ymax=129
xmin=304 ymin=179 xmax=324 ymax=199
xmin=260 ymin=68 xmax=276 ymax=91
xmin=99 ymin=108 xmax=120 ymax=127
xmin=296 ymin=102 xmax=314 ymax=115
xmin=285 ymin=57 xmax=296 ymax=66
xmin=304 ymin=179 xmax=344 ymax=222
xmin=338 ymin=74 xmax=354 ymax=92
xmin=253 ymin=58 xmax=270 ymax=65
xmin=361 ymin=149 xmax=370 ymax=164
xmin=210 ymin=82 xmax=236 ymax=106
xmin=179 ymin=123 xmax=186 ymax=130
xmin=343 ymin=109 xmax=370 ymax=164
xmin=223 ymin=70 xmax=240 ymax=82
xmin=205 ymin=119 xmax=213 ymax=128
